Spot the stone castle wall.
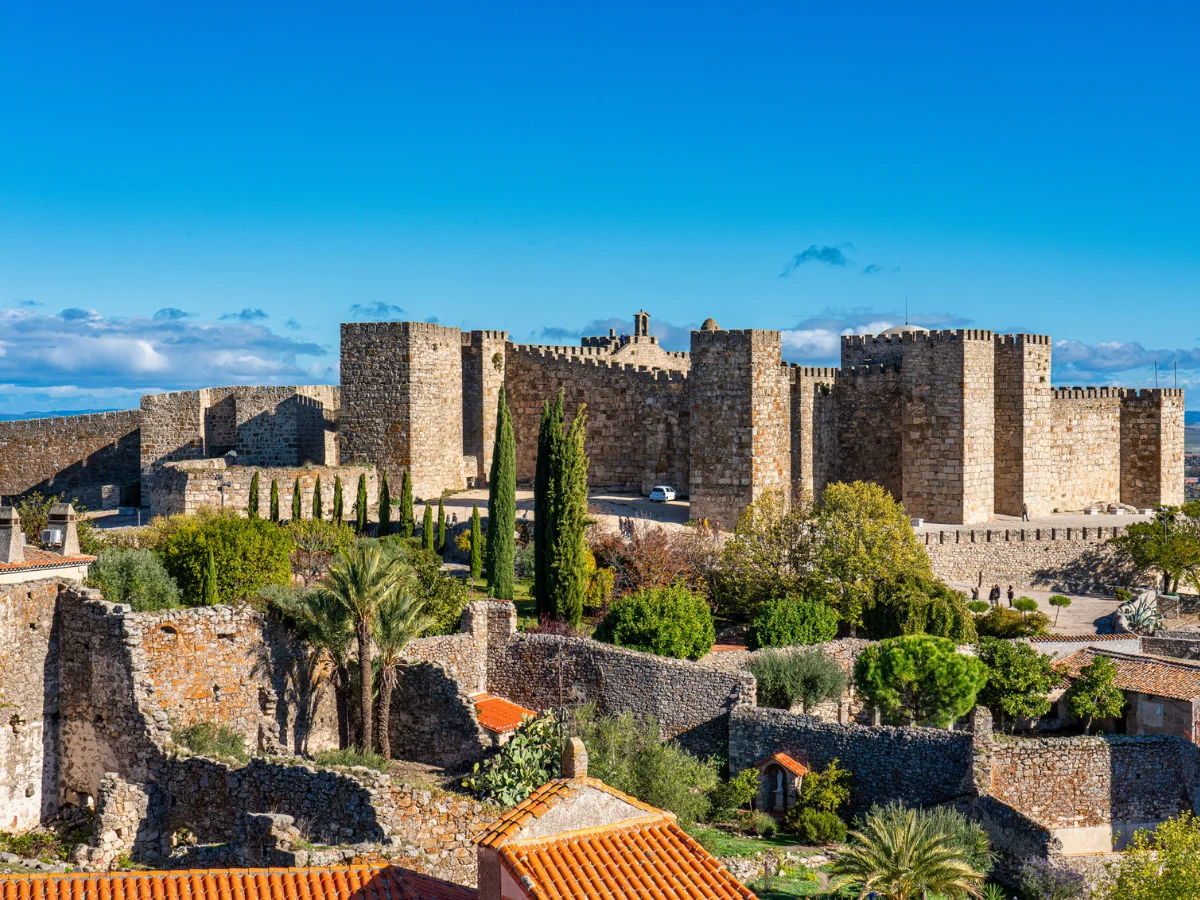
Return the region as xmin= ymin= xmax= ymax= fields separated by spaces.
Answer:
xmin=505 ymin=345 xmax=689 ymax=494
xmin=461 ymin=331 xmax=508 ymax=484
xmin=0 ymin=411 xmax=141 ymax=507
xmin=1048 ymin=389 xmax=1122 ymax=511
xmin=831 ymin=365 xmax=904 ymax=500
xmin=994 ymin=335 xmax=1054 ymax=517
xmin=788 ymin=367 xmax=838 ymax=504
xmin=1121 ymin=389 xmax=1186 ymax=509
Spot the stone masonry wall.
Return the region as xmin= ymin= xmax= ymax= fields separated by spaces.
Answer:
xmin=831 ymin=365 xmax=903 ymax=501
xmin=505 ymin=345 xmax=689 ymax=494
xmin=0 ymin=580 xmax=61 ymax=832
xmin=461 ymin=331 xmax=508 ymax=485
xmin=994 ymin=335 xmax=1054 ymax=517
xmin=788 ymin=367 xmax=838 ymax=504
xmin=0 ymin=411 xmax=141 ymax=507
xmin=1121 ymin=389 xmax=1186 ymax=508
xmin=921 ymin=525 xmax=1134 ymax=590
xmin=1048 ymin=390 xmax=1122 ymax=511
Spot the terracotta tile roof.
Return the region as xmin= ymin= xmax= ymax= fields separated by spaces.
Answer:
xmin=0 ymin=548 xmax=94 ymax=573
xmin=1056 ymin=648 xmax=1200 ymax=702
xmin=475 ymin=777 xmax=663 ymax=850
xmin=752 ymin=752 xmax=809 ymax=778
xmin=1028 ymin=634 xmax=1137 ymax=643
xmin=472 ymin=693 xmax=537 ymax=735
xmin=498 ymin=817 xmax=757 ymax=900
xmin=0 ymin=867 xmax=475 ymax=900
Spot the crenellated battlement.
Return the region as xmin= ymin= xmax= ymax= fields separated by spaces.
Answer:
xmin=995 ymin=333 xmax=1052 ymax=346
xmin=839 ymin=363 xmax=902 ymax=378
xmin=1052 ymin=386 xmax=1122 ymax=401
xmin=785 ymin=365 xmax=840 ymax=379
xmin=507 ymin=343 xmax=687 ymax=382
xmin=922 ymin=525 xmax=1128 ymax=546
xmin=903 ymin=328 xmax=995 ymax=343
xmin=842 ymin=333 xmax=905 ymax=350
xmin=0 ymin=409 xmax=142 ymax=432
xmin=1117 ymin=388 xmax=1186 ymax=401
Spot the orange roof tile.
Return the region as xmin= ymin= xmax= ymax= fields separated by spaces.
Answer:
xmin=0 ymin=548 xmax=95 ymax=572
xmin=1028 ymin=634 xmax=1137 ymax=643
xmin=472 ymin=693 xmax=537 ymax=735
xmin=752 ymin=752 xmax=808 ymax=778
xmin=1056 ymin=647 xmax=1200 ymax=702
xmin=498 ymin=817 xmax=757 ymax=900
xmin=0 ymin=867 xmax=474 ymax=900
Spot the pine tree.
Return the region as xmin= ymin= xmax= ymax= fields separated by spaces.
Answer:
xmin=203 ymin=545 xmax=219 ymax=606
xmin=312 ymin=474 xmax=323 ymax=520
xmin=534 ymin=392 xmax=563 ymax=619
xmin=292 ymin=477 xmax=303 ymax=521
xmin=469 ymin=503 xmax=483 ymax=586
xmin=332 ymin=475 xmax=344 ymax=523
xmin=269 ymin=479 xmax=280 ymax=522
xmin=248 ymin=470 xmax=260 ymax=519
xmin=378 ymin=472 xmax=392 ymax=537
xmin=486 ymin=384 xmax=516 ymax=600
xmin=422 ymin=503 xmax=435 ymax=551
xmin=547 ymin=405 xmax=589 ymax=626
xmin=355 ymin=474 xmax=368 ymax=534
xmin=399 ymin=470 xmax=414 ymax=538
xmin=436 ymin=498 xmax=446 ymax=553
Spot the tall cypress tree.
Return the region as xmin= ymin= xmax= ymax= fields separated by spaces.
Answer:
xmin=291 ymin=477 xmax=303 ymax=521
xmin=436 ymin=498 xmax=446 ymax=553
xmin=312 ymin=474 xmax=323 ymax=520
xmin=332 ymin=475 xmax=344 ymax=523
xmin=203 ymin=546 xmax=219 ymax=606
xmin=469 ymin=503 xmax=483 ymax=586
xmin=486 ymin=384 xmax=516 ymax=600
xmin=533 ymin=392 xmax=564 ymax=619
xmin=248 ymin=470 xmax=260 ymax=519
xmin=378 ymin=472 xmax=392 ymax=537
xmin=355 ymin=473 xmax=368 ymax=534
xmin=422 ymin=503 xmax=435 ymax=551
xmin=399 ymin=470 xmax=414 ymax=538
xmin=548 ymin=405 xmax=589 ymax=627
xmin=269 ymin=479 xmax=280 ymax=522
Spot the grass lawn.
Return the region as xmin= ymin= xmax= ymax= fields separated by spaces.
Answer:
xmin=750 ymin=873 xmax=854 ymax=900
xmin=688 ymin=826 xmax=804 ymax=859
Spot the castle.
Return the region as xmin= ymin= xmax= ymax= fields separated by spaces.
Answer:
xmin=0 ymin=312 xmax=1185 ymax=526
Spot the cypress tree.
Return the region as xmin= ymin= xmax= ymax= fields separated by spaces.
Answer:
xmin=248 ymin=470 xmax=260 ymax=519
xmin=422 ymin=503 xmax=435 ymax=551
xmin=469 ymin=503 xmax=483 ymax=586
xmin=436 ymin=498 xmax=446 ymax=553
xmin=399 ymin=470 xmax=414 ymax=538
xmin=203 ymin=545 xmax=219 ymax=606
xmin=269 ymin=479 xmax=280 ymax=522
xmin=312 ymin=474 xmax=323 ymax=520
xmin=332 ymin=475 xmax=344 ymax=523
xmin=548 ymin=405 xmax=589 ymax=627
xmin=533 ymin=392 xmax=564 ymax=619
xmin=355 ymin=474 xmax=368 ymax=534
xmin=291 ymin=477 xmax=303 ymax=521
xmin=378 ymin=472 xmax=392 ymax=537
xmin=486 ymin=384 xmax=516 ymax=600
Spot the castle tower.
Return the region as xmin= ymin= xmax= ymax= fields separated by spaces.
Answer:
xmin=340 ymin=321 xmax=466 ymax=498
xmin=789 ymin=367 xmax=839 ymax=505
xmin=901 ymin=330 xmax=995 ymax=524
xmin=993 ymin=334 xmax=1054 ymax=517
xmin=1120 ymin=388 xmax=1185 ymax=509
xmin=633 ymin=310 xmax=650 ymax=337
xmin=689 ymin=329 xmax=791 ymax=528
xmin=461 ymin=330 xmax=509 ymax=485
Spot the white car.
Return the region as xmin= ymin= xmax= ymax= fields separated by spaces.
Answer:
xmin=649 ymin=485 xmax=676 ymax=502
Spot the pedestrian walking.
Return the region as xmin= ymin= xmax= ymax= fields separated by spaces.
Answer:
xmin=1007 ymin=585 xmax=1015 ymax=606
xmin=1022 ymin=503 xmax=1029 ymax=522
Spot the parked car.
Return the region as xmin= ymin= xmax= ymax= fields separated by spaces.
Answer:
xmin=649 ymin=485 xmax=676 ymax=502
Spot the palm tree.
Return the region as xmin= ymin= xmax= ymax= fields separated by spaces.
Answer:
xmin=274 ymin=587 xmax=355 ymax=750
xmin=373 ymin=581 xmax=433 ymax=758
xmin=316 ymin=541 xmax=408 ymax=752
xmin=830 ymin=804 xmax=985 ymax=900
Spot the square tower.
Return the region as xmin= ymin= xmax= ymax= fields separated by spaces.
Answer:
xmin=461 ymin=330 xmax=509 ymax=485
xmin=689 ymin=329 xmax=791 ymax=528
xmin=340 ymin=321 xmax=466 ymax=498
xmin=993 ymin=334 xmax=1054 ymax=516
xmin=1120 ymin=389 xmax=1186 ymax=509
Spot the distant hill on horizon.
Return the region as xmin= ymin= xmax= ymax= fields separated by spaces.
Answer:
xmin=0 ymin=408 xmax=122 ymax=421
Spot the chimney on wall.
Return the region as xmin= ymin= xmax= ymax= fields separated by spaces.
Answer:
xmin=0 ymin=506 xmax=24 ymax=564
xmin=46 ymin=503 xmax=80 ymax=556
xmin=561 ymin=737 xmax=588 ymax=778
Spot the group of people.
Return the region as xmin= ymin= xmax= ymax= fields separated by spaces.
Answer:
xmin=970 ymin=583 xmax=1016 ymax=607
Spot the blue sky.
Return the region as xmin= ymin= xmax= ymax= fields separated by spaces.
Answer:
xmin=2 ymin=1 xmax=1199 ymax=413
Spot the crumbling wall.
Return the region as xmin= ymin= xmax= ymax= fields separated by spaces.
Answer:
xmin=387 ymin=662 xmax=488 ymax=768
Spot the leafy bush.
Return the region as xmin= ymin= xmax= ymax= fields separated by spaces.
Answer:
xmin=380 ymin=536 xmax=468 ymax=635
xmin=311 ymin=747 xmax=388 ymax=771
xmin=514 ymin=541 xmax=536 ymax=579
xmin=1018 ymin=856 xmax=1088 ymax=900
xmin=286 ymin=518 xmax=356 ymax=584
xmin=977 ymin=637 xmax=1058 ymax=728
xmin=749 ymin=648 xmax=847 ymax=712
xmin=786 ymin=808 xmax=847 ymax=844
xmin=799 ymin=759 xmax=851 ymax=814
xmin=173 ymin=722 xmax=248 ymax=763
xmin=747 ymin=596 xmax=839 ymax=649
xmin=739 ymin=810 xmax=778 ymax=838
xmin=707 ymin=768 xmax=760 ymax=823
xmin=974 ymin=606 xmax=1051 ymax=638
xmin=594 ymin=583 xmax=715 ymax=659
xmin=967 ymin=600 xmax=991 ymax=614
xmin=87 ymin=548 xmax=181 ymax=611
xmin=525 ymin=613 xmax=588 ymax=637
xmin=862 ymin=575 xmax=976 ymax=643
xmin=1013 ymin=596 xmax=1039 ymax=614
xmin=854 ymin=634 xmax=987 ymax=727
xmin=464 ymin=713 xmax=561 ymax=807
xmin=1099 ymin=811 xmax=1200 ymax=900
xmin=589 ymin=521 xmax=719 ymax=599
xmin=158 ymin=512 xmax=293 ymax=604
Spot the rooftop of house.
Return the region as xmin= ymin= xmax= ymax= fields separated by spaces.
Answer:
xmin=0 ymin=866 xmax=474 ymax=900
xmin=0 ymin=546 xmax=95 ymax=574
xmin=472 ymin=693 xmax=536 ymax=735
xmin=753 ymin=751 xmax=809 ymax=778
xmin=1056 ymin=647 xmax=1200 ymax=702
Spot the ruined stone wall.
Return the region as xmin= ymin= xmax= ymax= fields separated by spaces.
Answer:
xmin=1047 ymin=389 xmax=1122 ymax=511
xmin=921 ymin=525 xmax=1134 ymax=589
xmin=994 ymin=335 xmax=1055 ymax=517
xmin=487 ymin=633 xmax=755 ymax=758
xmin=0 ymin=580 xmax=61 ymax=832
xmin=149 ymin=458 xmax=376 ymax=519
xmin=1121 ymin=389 xmax=1186 ymax=508
xmin=831 ymin=365 xmax=903 ymax=500
xmin=729 ymin=707 xmax=976 ymax=814
xmin=340 ymin=322 xmax=465 ymax=499
xmin=461 ymin=331 xmax=508 ymax=485
xmin=505 ymin=346 xmax=688 ymax=494
xmin=689 ymin=329 xmax=790 ymax=528
xmin=788 ymin=368 xmax=838 ymax=505
xmin=0 ymin=411 xmax=141 ymax=507
xmin=387 ymin=662 xmax=488 ymax=769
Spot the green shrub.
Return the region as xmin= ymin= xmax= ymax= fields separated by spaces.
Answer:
xmin=14 ymin=490 xmax=102 ymax=555
xmin=975 ymin=606 xmax=1051 ymax=638
xmin=173 ymin=722 xmax=248 ymax=763
xmin=1013 ymin=596 xmax=1039 ymax=613
xmin=380 ymin=536 xmax=468 ymax=635
xmin=747 ymin=596 xmax=839 ymax=649
xmin=707 ymin=768 xmax=760 ymax=822
xmin=786 ymin=807 xmax=847 ymax=844
xmin=464 ymin=712 xmax=561 ymax=807
xmin=967 ymin=600 xmax=991 ymax=614
xmin=854 ymin=634 xmax=988 ymax=727
xmin=311 ymin=747 xmax=388 ymax=771
xmin=800 ymin=759 xmax=851 ymax=814
xmin=740 ymin=810 xmax=778 ymax=838
xmin=87 ymin=548 xmax=181 ymax=611
xmin=748 ymin=648 xmax=847 ymax=712
xmin=593 ymin=583 xmax=715 ymax=659
xmin=862 ymin=575 xmax=976 ymax=643
xmin=285 ymin=517 xmax=355 ymax=556
xmin=158 ymin=513 xmax=292 ymax=604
